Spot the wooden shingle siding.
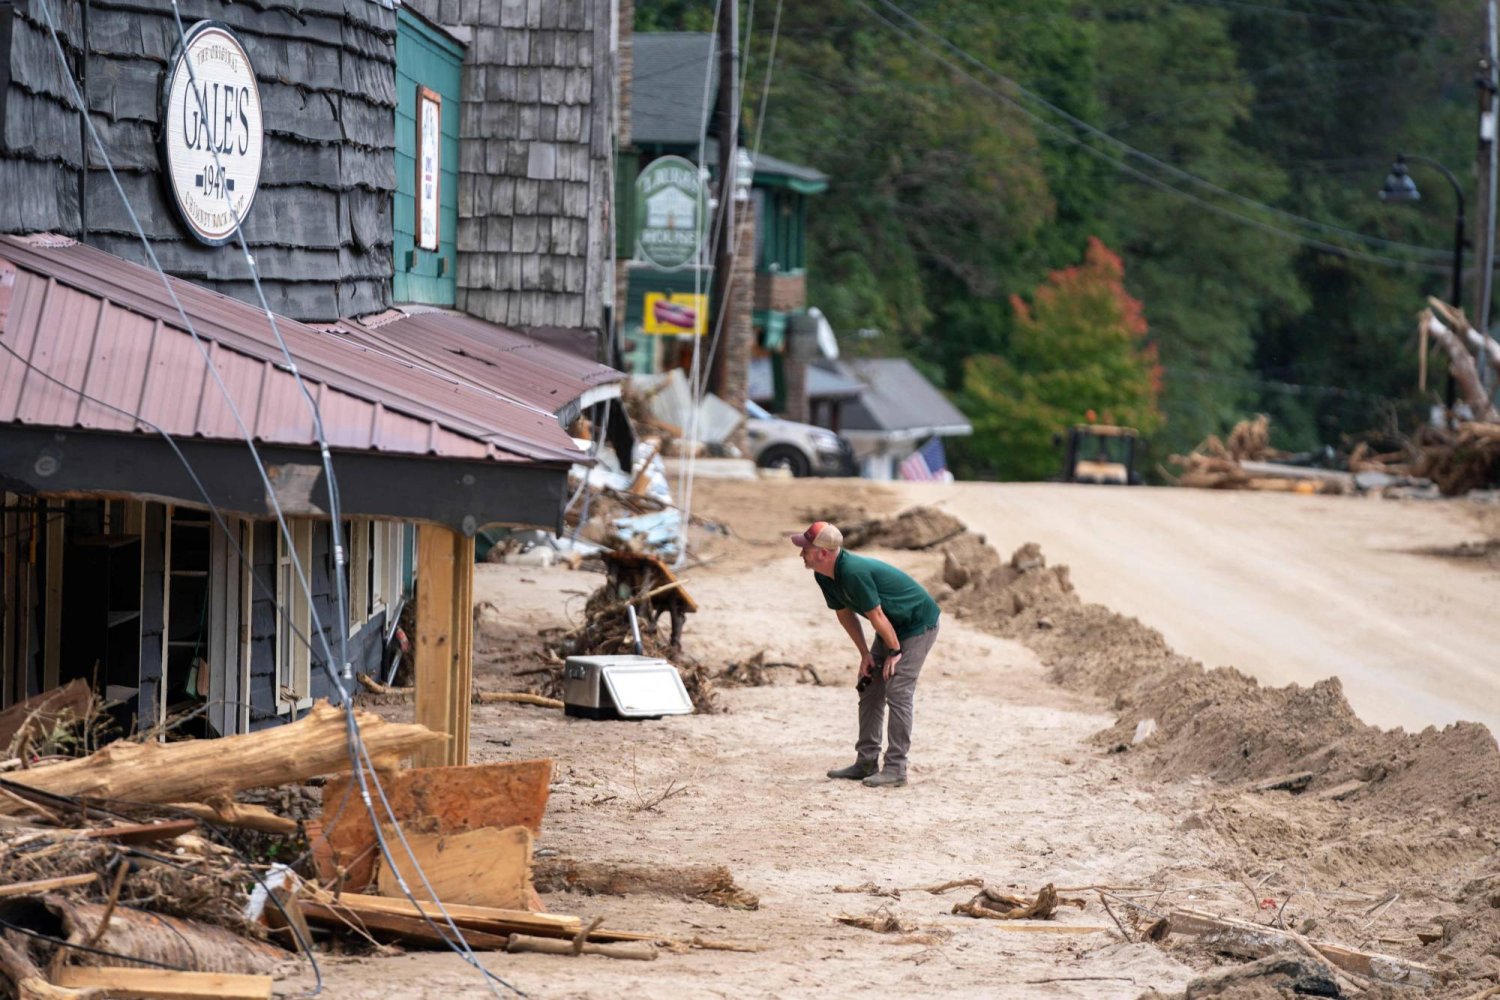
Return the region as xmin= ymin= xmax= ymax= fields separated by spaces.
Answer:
xmin=0 ymin=0 xmax=399 ymax=323
xmin=406 ymin=0 xmax=612 ymax=332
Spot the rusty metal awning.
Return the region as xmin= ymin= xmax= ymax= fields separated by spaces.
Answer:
xmin=0 ymin=235 xmax=602 ymax=531
xmin=334 ymin=307 xmax=624 ymax=420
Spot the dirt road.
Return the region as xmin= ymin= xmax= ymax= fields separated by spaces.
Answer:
xmin=292 ymin=478 xmax=1500 ymax=999
xmin=906 ymin=483 xmax=1500 ymax=734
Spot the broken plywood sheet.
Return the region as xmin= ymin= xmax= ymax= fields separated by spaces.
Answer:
xmin=376 ymin=824 xmax=533 ymax=910
xmin=319 ymin=760 xmax=552 ymax=890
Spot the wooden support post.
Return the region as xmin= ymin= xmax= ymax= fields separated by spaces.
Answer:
xmin=414 ymin=525 xmax=474 ymax=768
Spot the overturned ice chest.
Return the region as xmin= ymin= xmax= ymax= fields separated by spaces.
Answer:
xmin=563 ymin=654 xmax=695 ymax=720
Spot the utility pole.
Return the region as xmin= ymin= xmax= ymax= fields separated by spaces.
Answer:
xmin=708 ymin=0 xmax=739 ymax=398
xmin=1476 ymin=0 xmax=1499 ymax=391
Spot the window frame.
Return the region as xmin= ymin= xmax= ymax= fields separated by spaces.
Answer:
xmin=275 ymin=520 xmax=314 ymax=713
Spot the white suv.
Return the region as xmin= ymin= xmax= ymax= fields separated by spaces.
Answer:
xmin=744 ymin=400 xmax=855 ymax=477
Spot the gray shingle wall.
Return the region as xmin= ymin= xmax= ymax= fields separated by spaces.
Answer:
xmin=0 ymin=0 xmax=397 ymax=322
xmin=407 ymin=0 xmax=613 ymax=332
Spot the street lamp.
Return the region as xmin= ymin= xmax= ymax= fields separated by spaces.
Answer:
xmin=1380 ymin=154 xmax=1467 ymax=406
xmin=1379 ymin=154 xmax=1466 ymax=321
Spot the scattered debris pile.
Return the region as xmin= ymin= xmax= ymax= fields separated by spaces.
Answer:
xmin=816 ymin=503 xmax=966 ymax=551
xmin=930 ymin=517 xmax=1500 ymax=998
xmin=539 ymin=549 xmax=719 ymax=712
xmin=1171 ymin=416 xmax=1354 ymax=495
xmin=0 ymin=699 xmax=756 ymax=997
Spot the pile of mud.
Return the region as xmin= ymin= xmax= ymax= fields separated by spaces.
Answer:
xmin=799 ymin=504 xmax=968 ymax=551
xmin=923 ymin=519 xmax=1500 ymax=996
xmin=934 ymin=533 xmax=1500 ymax=828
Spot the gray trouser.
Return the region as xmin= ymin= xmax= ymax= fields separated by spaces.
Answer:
xmin=857 ymin=622 xmax=939 ymax=776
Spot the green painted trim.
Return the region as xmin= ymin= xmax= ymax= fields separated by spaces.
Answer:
xmin=397 ymin=7 xmax=467 ymax=59
xmin=753 ymin=173 xmax=828 ymax=195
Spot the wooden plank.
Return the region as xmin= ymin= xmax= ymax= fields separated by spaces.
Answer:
xmin=376 ymin=824 xmax=532 ymax=909
xmin=415 ymin=524 xmax=473 ymax=768
xmin=302 ymin=891 xmax=578 ymax=937
xmin=0 ymin=873 xmax=97 ymax=898
xmin=76 ymin=818 xmax=199 ymax=844
xmin=300 ymin=899 xmax=511 ymax=951
xmin=0 ymin=679 xmax=92 ymax=753
xmin=55 ymin=967 xmax=272 ymax=999
xmin=319 ymin=759 xmax=552 ymax=890
xmin=1168 ymin=907 xmax=1437 ymax=988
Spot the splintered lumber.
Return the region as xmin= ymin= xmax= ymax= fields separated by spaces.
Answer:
xmin=506 ymin=934 xmax=658 ymax=961
xmin=0 ymin=897 xmax=288 ymax=974
xmin=165 ymin=799 xmax=299 ymax=835
xmin=1430 ymin=296 xmax=1500 ymax=370
xmin=53 ymin=969 xmax=273 ymax=1000
xmin=375 ymin=825 xmax=533 ymax=910
xmin=75 ymin=819 xmax=199 ymax=844
xmin=0 ymin=679 xmax=92 ymax=754
xmin=0 ymin=873 xmax=97 ymax=898
xmin=319 ymin=760 xmax=552 ymax=890
xmin=0 ymin=702 xmax=444 ymax=816
xmin=533 ymin=858 xmax=759 ymax=909
xmin=299 ymin=899 xmax=512 ymax=951
xmin=1167 ymin=907 xmax=1437 ymax=987
xmin=300 ymin=890 xmax=577 ymax=944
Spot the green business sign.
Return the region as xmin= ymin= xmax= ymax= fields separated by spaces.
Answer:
xmin=634 ymin=155 xmax=707 ymax=270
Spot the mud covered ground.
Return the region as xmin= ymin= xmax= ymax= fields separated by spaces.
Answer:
xmin=291 ymin=480 xmax=1500 ymax=999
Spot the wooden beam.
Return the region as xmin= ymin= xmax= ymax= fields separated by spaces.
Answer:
xmin=1168 ymin=907 xmax=1438 ymax=988
xmin=165 ymin=799 xmax=299 ymax=836
xmin=1 ymin=702 xmax=444 ymax=814
xmin=300 ymin=890 xmax=579 ymax=938
xmin=414 ymin=525 xmax=474 ymax=768
xmin=0 ymin=873 xmax=98 ymax=898
xmin=54 ymin=968 xmax=272 ymax=999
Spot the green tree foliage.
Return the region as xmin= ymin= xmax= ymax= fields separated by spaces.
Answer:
xmin=961 ymin=238 xmax=1164 ymax=479
xmin=635 ymin=0 xmax=1478 ymax=475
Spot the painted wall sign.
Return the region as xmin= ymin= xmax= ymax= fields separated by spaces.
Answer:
xmin=161 ymin=21 xmax=264 ymax=245
xmin=642 ymin=291 xmax=707 ymax=335
xmin=634 ymin=155 xmax=707 ymax=270
xmin=416 ymin=86 xmax=441 ymax=252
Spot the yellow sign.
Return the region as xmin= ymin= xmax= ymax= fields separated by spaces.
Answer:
xmin=642 ymin=292 xmax=707 ymax=335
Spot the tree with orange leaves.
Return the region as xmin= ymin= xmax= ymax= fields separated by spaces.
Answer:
xmin=960 ymin=237 xmax=1164 ymax=481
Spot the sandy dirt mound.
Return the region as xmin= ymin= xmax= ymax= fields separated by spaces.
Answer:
xmin=837 ymin=505 xmax=968 ymax=550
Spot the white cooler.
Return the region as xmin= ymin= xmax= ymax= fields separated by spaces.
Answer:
xmin=562 ymin=654 xmax=695 ymax=720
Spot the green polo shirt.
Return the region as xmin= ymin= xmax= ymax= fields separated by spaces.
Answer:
xmin=816 ymin=550 xmax=941 ymax=640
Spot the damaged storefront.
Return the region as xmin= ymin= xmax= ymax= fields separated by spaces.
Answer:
xmin=0 ymin=0 xmax=625 ymax=748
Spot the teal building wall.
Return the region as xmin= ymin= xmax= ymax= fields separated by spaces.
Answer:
xmin=394 ymin=10 xmax=463 ymax=306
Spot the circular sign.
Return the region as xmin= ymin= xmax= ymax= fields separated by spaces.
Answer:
xmin=634 ymin=155 xmax=708 ymax=270
xmin=160 ymin=22 xmax=264 ymax=245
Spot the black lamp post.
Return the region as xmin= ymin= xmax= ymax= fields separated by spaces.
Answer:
xmin=1380 ymin=154 xmax=1466 ymax=405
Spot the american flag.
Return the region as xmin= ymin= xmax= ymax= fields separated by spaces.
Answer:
xmin=899 ymin=436 xmax=953 ymax=482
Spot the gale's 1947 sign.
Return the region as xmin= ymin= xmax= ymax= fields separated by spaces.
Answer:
xmin=161 ymin=22 xmax=264 ymax=245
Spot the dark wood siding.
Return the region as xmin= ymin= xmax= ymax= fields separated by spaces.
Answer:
xmin=407 ymin=0 xmax=613 ymax=331
xmin=0 ymin=0 xmax=398 ymax=322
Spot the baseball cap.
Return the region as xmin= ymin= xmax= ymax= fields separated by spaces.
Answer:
xmin=789 ymin=521 xmax=843 ymax=550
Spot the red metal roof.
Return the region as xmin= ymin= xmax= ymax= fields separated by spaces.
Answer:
xmin=334 ymin=307 xmax=623 ymax=417
xmin=0 ymin=235 xmax=587 ymax=466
